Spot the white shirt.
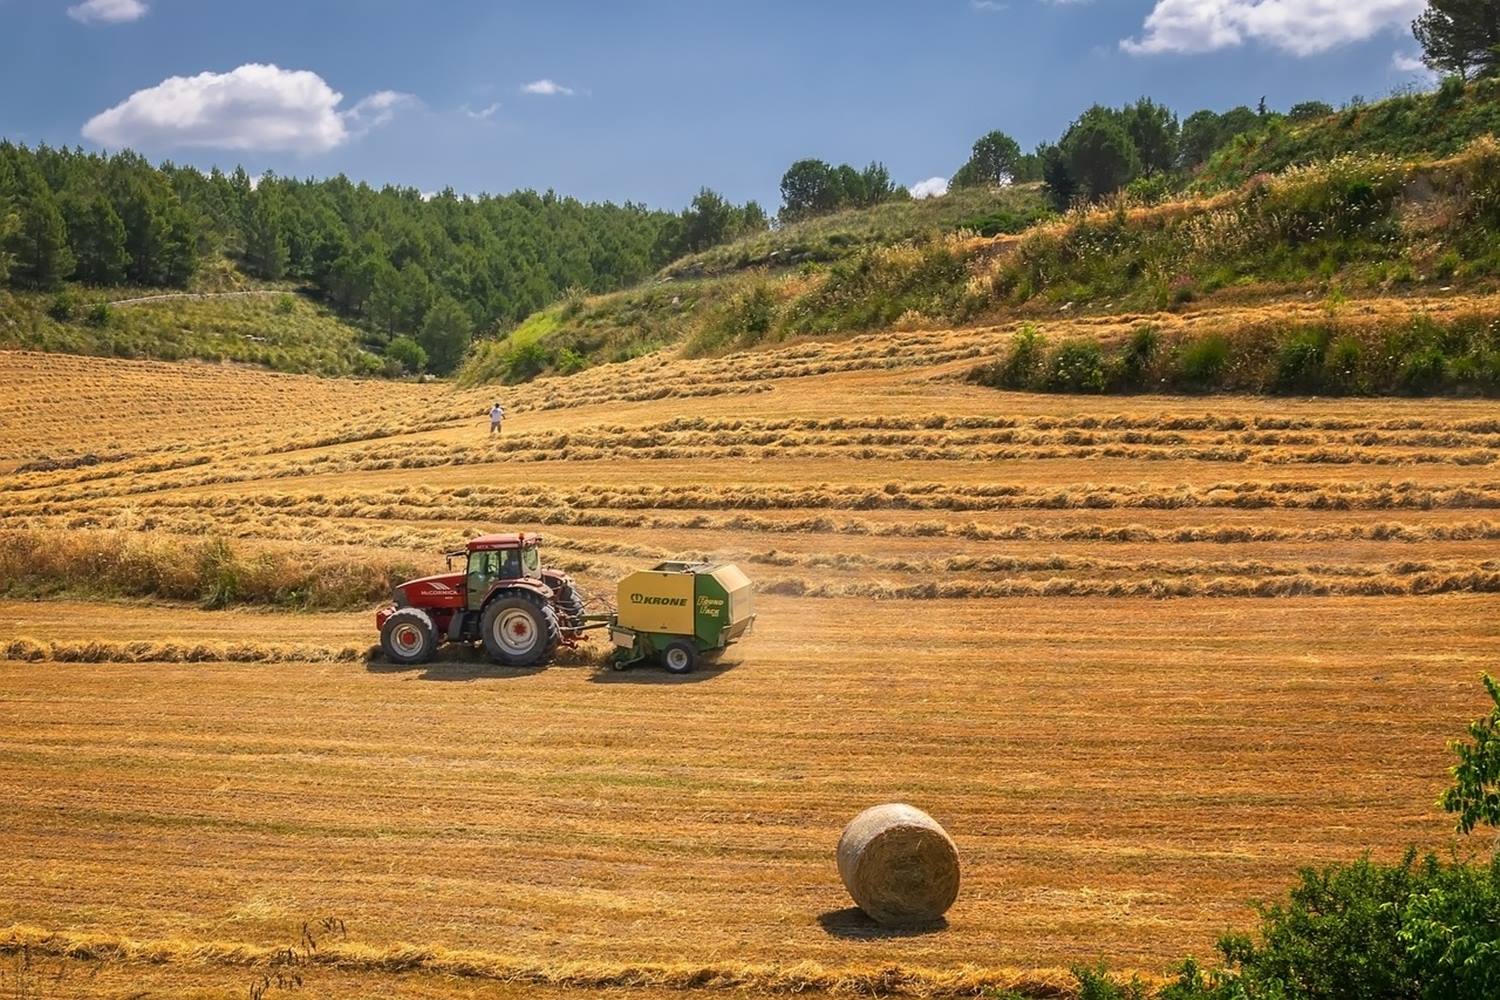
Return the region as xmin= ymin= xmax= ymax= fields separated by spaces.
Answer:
xmin=490 ymin=405 xmax=504 ymax=422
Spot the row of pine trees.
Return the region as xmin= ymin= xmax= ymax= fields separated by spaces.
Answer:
xmin=0 ymin=143 xmax=703 ymax=371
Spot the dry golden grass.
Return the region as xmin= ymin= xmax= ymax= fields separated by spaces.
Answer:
xmin=2 ymin=301 xmax=1499 ymax=997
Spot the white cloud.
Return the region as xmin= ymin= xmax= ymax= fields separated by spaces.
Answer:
xmin=81 ymin=64 xmax=412 ymax=154
xmin=1122 ymin=0 xmax=1425 ymax=57
xmin=909 ymin=176 xmax=949 ymax=199
xmin=463 ymin=101 xmax=502 ymax=120
xmin=345 ymin=89 xmax=416 ymax=132
xmin=1392 ymin=50 xmax=1430 ymax=73
xmin=970 ymin=1 xmax=1006 ymax=11
xmin=522 ymin=79 xmax=575 ymax=96
xmin=1392 ymin=49 xmax=1440 ymax=86
xmin=67 ymin=0 xmax=147 ymax=24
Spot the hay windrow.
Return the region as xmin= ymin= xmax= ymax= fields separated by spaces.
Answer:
xmin=0 ymin=924 xmax=1127 ymax=998
xmin=0 ymin=637 xmax=374 ymax=664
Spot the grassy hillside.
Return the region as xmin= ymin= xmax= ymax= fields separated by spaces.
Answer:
xmin=0 ymin=284 xmax=384 ymax=377
xmin=460 ymin=186 xmax=1049 ymax=384
xmin=464 ymin=139 xmax=1500 ymax=387
xmin=1198 ymin=75 xmax=1500 ymax=189
xmin=661 ymin=183 xmax=1049 ymax=279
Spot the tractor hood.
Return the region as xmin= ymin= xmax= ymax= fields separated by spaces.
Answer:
xmin=394 ymin=572 xmax=466 ymax=608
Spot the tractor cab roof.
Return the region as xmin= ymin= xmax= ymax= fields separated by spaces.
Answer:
xmin=464 ymin=532 xmax=542 ymax=553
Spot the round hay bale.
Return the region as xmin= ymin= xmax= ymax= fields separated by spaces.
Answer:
xmin=836 ymin=803 xmax=959 ymax=925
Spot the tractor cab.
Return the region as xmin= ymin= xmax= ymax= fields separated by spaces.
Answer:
xmin=454 ymin=533 xmax=543 ymax=610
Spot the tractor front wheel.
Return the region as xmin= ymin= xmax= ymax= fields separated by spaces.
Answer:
xmin=660 ymin=640 xmax=699 ymax=675
xmin=480 ymin=592 xmax=561 ymax=667
xmin=381 ymin=608 xmax=437 ymax=666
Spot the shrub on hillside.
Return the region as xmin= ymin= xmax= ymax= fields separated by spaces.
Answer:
xmin=384 ymin=335 xmax=427 ymax=375
xmin=1271 ymin=327 xmax=1330 ymax=393
xmin=980 ymin=325 xmax=1046 ymax=389
xmin=784 ymin=239 xmax=971 ymax=335
xmin=1110 ymin=325 xmax=1160 ymax=391
xmin=1322 ymin=335 xmax=1366 ymax=394
xmin=1044 ymin=339 xmax=1107 ymax=393
xmin=47 ymin=290 xmax=76 ymax=321
xmin=506 ymin=341 xmax=550 ymax=382
xmin=1175 ymin=334 xmax=1230 ymax=390
xmin=993 ymin=146 xmax=1474 ymax=311
xmin=971 ymin=313 xmax=1500 ymax=398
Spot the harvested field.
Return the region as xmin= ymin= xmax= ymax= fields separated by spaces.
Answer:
xmin=2 ymin=321 xmax=1497 ymax=998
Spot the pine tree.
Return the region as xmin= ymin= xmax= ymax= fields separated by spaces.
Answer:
xmin=242 ymin=192 xmax=289 ymax=280
xmin=6 ymin=173 xmax=72 ymax=289
xmin=418 ymin=294 xmax=472 ymax=374
xmin=0 ymin=198 xmax=16 ymax=285
xmin=952 ymin=131 xmax=1023 ymax=189
xmin=63 ymin=192 xmax=128 ymax=284
xmin=1414 ymin=0 xmax=1500 ymax=80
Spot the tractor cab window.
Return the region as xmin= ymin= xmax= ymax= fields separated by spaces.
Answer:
xmin=467 ymin=548 xmax=523 ymax=585
xmin=521 ymin=545 xmax=540 ymax=579
xmin=466 ymin=549 xmax=521 ymax=609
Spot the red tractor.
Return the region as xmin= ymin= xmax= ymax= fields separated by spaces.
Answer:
xmin=375 ymin=533 xmax=586 ymax=667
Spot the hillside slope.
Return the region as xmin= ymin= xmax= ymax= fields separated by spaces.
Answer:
xmin=1198 ymin=74 xmax=1500 ymax=189
xmin=460 ymin=186 xmax=1049 ymax=383
xmin=0 ymin=284 xmax=384 ymax=376
xmin=465 ymin=140 xmax=1500 ymax=391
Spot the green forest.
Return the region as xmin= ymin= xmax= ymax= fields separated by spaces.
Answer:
xmin=0 ymin=143 xmax=770 ymax=373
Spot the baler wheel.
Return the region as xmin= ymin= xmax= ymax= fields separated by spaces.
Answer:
xmin=661 ymin=640 xmax=699 ymax=675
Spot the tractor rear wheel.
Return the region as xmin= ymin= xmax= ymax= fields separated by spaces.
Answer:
xmin=480 ymin=592 xmax=561 ymax=667
xmin=661 ymin=640 xmax=699 ymax=675
xmin=381 ymin=608 xmax=437 ymax=665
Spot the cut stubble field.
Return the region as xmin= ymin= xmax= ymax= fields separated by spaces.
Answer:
xmin=1 ymin=305 xmax=1498 ymax=997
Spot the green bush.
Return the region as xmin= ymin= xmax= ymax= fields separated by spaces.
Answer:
xmin=505 ymin=341 xmax=550 ymax=382
xmin=1437 ymin=75 xmax=1466 ymax=111
xmin=1441 ymin=674 xmax=1500 ymax=835
xmin=786 ymin=240 xmax=970 ymax=334
xmin=1271 ymin=327 xmax=1330 ymax=393
xmin=1176 ymin=334 xmax=1230 ymax=389
xmin=733 ymin=283 xmax=777 ymax=337
xmin=994 ymin=325 xmax=1046 ymax=388
xmin=47 ymin=290 xmax=76 ymax=321
xmin=1401 ymin=346 xmax=1449 ymax=394
xmin=84 ymin=302 xmax=112 ymax=327
xmin=1111 ymin=325 xmax=1160 ymax=390
xmin=974 ymin=314 xmax=1500 ymax=399
xmin=1077 ymin=853 xmax=1500 ymax=1000
xmin=1045 ymin=339 xmax=1107 ymax=392
xmin=384 ymin=335 xmax=427 ymax=375
xmin=274 ymin=293 xmax=296 ymax=315
xmin=1322 ymin=335 xmax=1365 ymax=394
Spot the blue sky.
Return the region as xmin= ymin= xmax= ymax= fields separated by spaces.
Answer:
xmin=0 ymin=0 xmax=1435 ymax=210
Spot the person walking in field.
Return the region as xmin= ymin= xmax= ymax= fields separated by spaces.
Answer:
xmin=489 ymin=401 xmax=505 ymax=435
